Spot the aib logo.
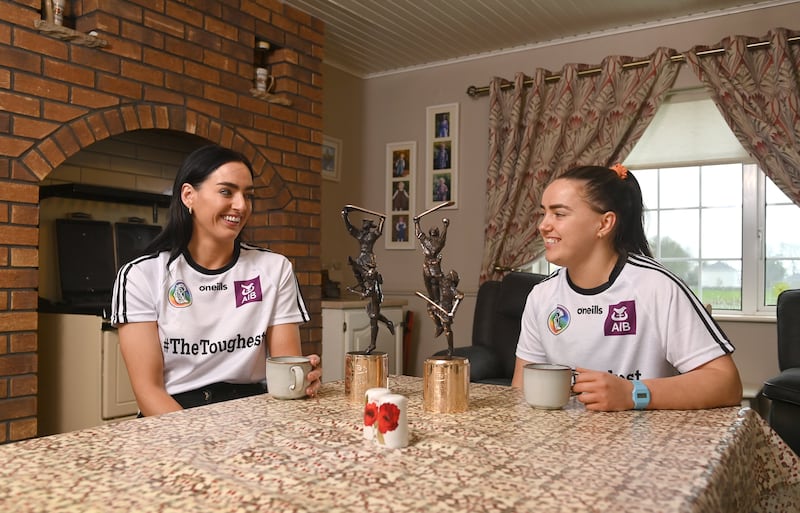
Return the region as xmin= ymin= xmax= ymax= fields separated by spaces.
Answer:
xmin=547 ymin=305 xmax=570 ymax=335
xmin=234 ymin=277 xmax=262 ymax=308
xmin=604 ymin=300 xmax=637 ymax=336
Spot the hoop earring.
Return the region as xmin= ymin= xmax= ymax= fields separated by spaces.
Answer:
xmin=188 ymin=206 xmax=193 ymax=215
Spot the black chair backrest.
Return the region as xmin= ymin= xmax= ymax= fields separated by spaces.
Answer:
xmin=471 ymin=272 xmax=547 ymax=378
xmin=777 ymin=289 xmax=800 ymax=371
xmin=496 ymin=272 xmax=547 ymax=319
xmin=472 ymin=280 xmax=502 ymax=350
xmin=496 ymin=272 xmax=547 ymax=377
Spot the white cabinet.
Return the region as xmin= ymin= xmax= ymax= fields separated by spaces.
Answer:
xmin=322 ymin=300 xmax=406 ymax=382
xmin=38 ymin=313 xmax=138 ymax=435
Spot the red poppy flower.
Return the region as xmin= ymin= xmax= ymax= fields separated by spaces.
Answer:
xmin=377 ymin=402 xmax=400 ymax=434
xmin=364 ymin=402 xmax=378 ymax=427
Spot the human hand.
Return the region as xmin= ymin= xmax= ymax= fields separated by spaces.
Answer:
xmin=306 ymin=354 xmax=323 ymax=397
xmin=573 ymin=367 xmax=633 ymax=411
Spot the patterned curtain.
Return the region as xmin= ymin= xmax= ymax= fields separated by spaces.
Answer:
xmin=684 ymin=27 xmax=800 ymax=206
xmin=480 ymin=48 xmax=681 ymax=282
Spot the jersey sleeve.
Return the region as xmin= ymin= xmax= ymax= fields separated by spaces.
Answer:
xmin=663 ymin=282 xmax=734 ymax=373
xmin=269 ymin=256 xmax=309 ymax=326
xmin=110 ymin=260 xmax=160 ymax=326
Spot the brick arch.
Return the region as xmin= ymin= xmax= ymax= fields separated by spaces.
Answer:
xmin=1 ymin=0 xmax=322 ymax=443
xmin=22 ymin=102 xmax=295 ymax=211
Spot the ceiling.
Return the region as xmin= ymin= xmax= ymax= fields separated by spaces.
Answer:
xmin=282 ymin=0 xmax=786 ymax=78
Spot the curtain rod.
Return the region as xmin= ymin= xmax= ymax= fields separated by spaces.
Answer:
xmin=466 ymin=35 xmax=800 ymax=98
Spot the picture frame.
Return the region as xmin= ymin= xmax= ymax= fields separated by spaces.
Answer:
xmin=321 ymin=135 xmax=342 ymax=182
xmin=385 ymin=141 xmax=416 ymax=250
xmin=425 ymin=103 xmax=458 ymax=209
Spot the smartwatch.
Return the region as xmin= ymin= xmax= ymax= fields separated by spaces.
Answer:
xmin=631 ymin=380 xmax=651 ymax=410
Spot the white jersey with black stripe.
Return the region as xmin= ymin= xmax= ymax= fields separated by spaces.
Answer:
xmin=111 ymin=242 xmax=309 ymax=395
xmin=516 ymin=253 xmax=734 ymax=380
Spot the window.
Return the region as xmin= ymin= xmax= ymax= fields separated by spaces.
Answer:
xmin=525 ymin=91 xmax=800 ymax=315
xmin=764 ymin=176 xmax=800 ymax=305
xmin=634 ymin=164 xmax=800 ymax=312
xmin=634 ymin=164 xmax=743 ymax=309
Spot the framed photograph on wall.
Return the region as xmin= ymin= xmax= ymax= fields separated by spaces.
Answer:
xmin=322 ymin=135 xmax=342 ymax=182
xmin=385 ymin=141 xmax=416 ymax=249
xmin=425 ymin=103 xmax=458 ymax=209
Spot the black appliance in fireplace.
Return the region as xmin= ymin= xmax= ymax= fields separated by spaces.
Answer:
xmin=44 ymin=217 xmax=161 ymax=316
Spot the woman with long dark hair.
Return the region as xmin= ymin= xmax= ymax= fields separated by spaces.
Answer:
xmin=111 ymin=144 xmax=321 ymax=416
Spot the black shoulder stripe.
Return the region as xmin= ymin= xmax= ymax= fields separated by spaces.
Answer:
xmin=240 ymin=241 xmax=273 ymax=253
xmin=295 ymin=277 xmax=310 ymax=322
xmin=113 ymin=253 xmax=160 ymax=325
xmin=626 ymin=254 xmax=733 ymax=353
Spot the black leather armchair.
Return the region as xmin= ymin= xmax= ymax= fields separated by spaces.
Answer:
xmin=762 ymin=289 xmax=800 ymax=455
xmin=434 ymin=271 xmax=546 ymax=386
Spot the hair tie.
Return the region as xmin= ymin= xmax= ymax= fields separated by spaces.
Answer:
xmin=611 ymin=163 xmax=628 ymax=180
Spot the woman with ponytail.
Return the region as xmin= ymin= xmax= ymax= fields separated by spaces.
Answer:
xmin=511 ymin=165 xmax=742 ymax=411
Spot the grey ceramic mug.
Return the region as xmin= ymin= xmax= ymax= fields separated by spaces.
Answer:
xmin=523 ymin=363 xmax=575 ymax=409
xmin=266 ymin=356 xmax=311 ymax=400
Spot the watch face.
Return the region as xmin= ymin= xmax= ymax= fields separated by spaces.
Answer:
xmin=632 ymin=381 xmax=650 ymax=409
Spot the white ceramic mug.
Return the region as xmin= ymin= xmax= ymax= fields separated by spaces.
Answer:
xmin=266 ymin=356 xmax=311 ymax=400
xmin=255 ymin=67 xmax=275 ymax=93
xmin=523 ymin=363 xmax=574 ymax=409
xmin=52 ymin=0 xmax=65 ymax=25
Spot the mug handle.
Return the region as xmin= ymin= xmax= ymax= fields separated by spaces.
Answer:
xmin=289 ymin=365 xmax=305 ymax=391
xmin=570 ymin=369 xmax=580 ymax=396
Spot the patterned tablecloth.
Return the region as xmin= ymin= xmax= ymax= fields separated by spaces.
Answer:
xmin=1 ymin=375 xmax=798 ymax=512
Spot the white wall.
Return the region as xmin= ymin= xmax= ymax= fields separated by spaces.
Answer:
xmin=320 ymin=67 xmax=365 ymax=285
xmin=322 ymin=3 xmax=798 ymax=383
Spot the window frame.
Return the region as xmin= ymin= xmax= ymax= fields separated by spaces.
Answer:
xmin=630 ymin=161 xmax=770 ymax=316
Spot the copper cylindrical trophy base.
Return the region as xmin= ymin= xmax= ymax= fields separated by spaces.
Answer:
xmin=345 ymin=351 xmax=389 ymax=404
xmin=423 ymin=355 xmax=470 ymax=413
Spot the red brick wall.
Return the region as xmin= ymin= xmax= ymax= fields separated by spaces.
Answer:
xmin=0 ymin=0 xmax=324 ymax=442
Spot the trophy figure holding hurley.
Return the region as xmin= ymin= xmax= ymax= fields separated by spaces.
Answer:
xmin=414 ymin=201 xmax=470 ymax=413
xmin=341 ymin=204 xmax=392 ymax=403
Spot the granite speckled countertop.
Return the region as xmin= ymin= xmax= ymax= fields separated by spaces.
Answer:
xmin=0 ymin=375 xmax=798 ymax=512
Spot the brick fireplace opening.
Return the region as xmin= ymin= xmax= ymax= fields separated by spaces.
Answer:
xmin=0 ymin=0 xmax=324 ymax=442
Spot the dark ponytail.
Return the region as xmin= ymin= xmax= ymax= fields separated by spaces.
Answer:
xmin=559 ymin=165 xmax=652 ymax=257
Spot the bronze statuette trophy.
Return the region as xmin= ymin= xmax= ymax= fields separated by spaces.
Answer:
xmin=341 ymin=205 xmax=393 ymax=403
xmin=414 ymin=201 xmax=469 ymax=413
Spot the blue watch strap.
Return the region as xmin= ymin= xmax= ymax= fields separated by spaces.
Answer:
xmin=631 ymin=380 xmax=651 ymax=410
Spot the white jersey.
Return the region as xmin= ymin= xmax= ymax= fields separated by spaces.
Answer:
xmin=111 ymin=242 xmax=309 ymax=395
xmin=516 ymin=254 xmax=734 ymax=380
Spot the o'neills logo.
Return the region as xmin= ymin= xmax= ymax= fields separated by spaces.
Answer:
xmin=576 ymin=305 xmax=603 ymax=315
xmin=199 ymin=283 xmax=228 ymax=292
xmin=234 ymin=277 xmax=262 ymax=308
xmin=168 ymin=280 xmax=192 ymax=308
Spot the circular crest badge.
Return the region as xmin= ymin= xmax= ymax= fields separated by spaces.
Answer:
xmin=168 ymin=280 xmax=192 ymax=308
xmin=547 ymin=304 xmax=570 ymax=335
